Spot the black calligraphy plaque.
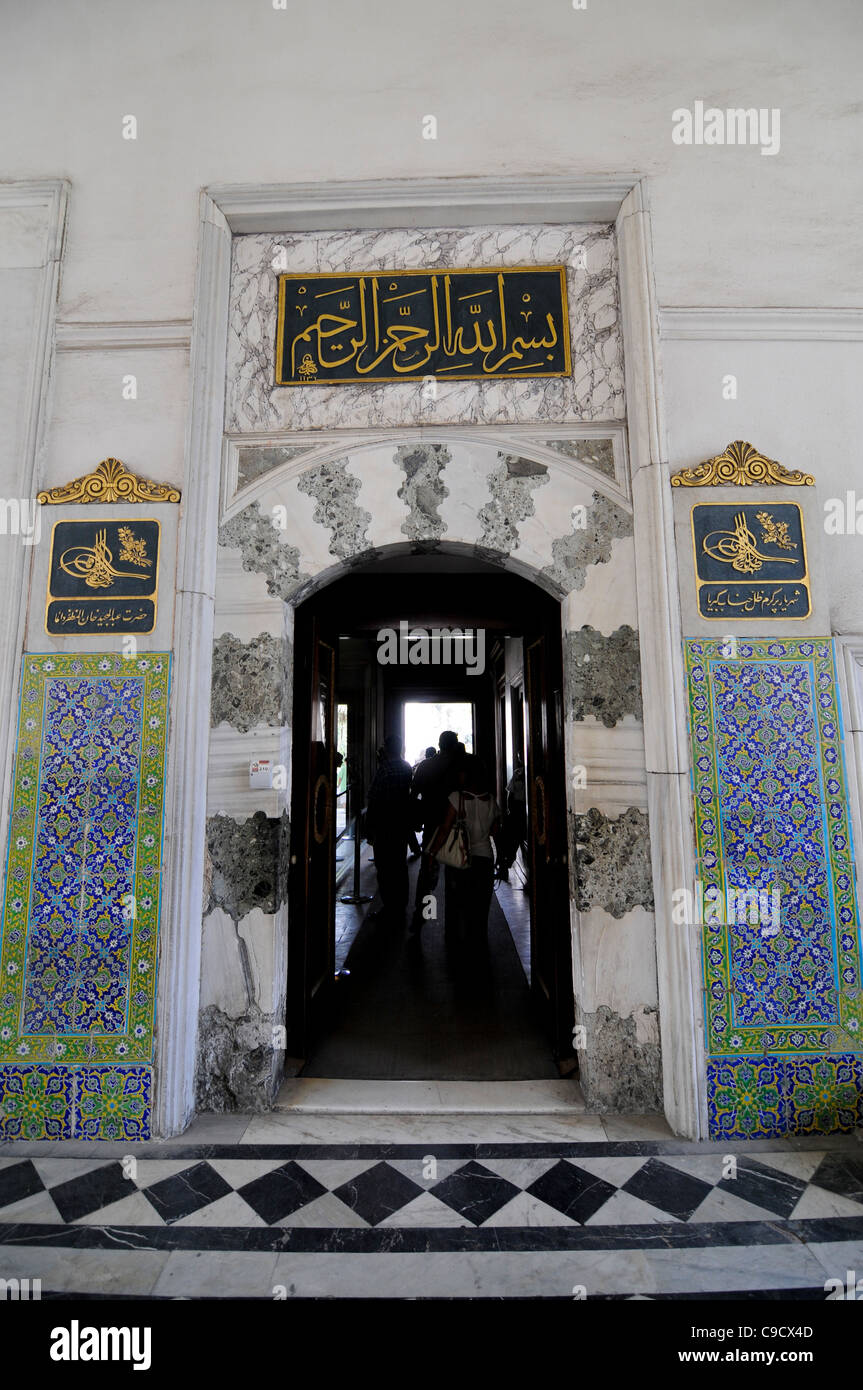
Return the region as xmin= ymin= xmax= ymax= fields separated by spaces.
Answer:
xmin=275 ymin=266 xmax=571 ymax=386
xmin=46 ymin=519 xmax=159 ymax=635
xmin=691 ymin=502 xmax=810 ymax=620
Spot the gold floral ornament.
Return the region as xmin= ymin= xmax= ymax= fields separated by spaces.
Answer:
xmin=670 ymin=440 xmax=814 ymax=487
xmin=37 ymin=458 xmax=181 ymax=505
xmin=59 ymin=528 xmax=151 ymax=589
xmin=756 ymin=511 xmax=796 ymax=550
xmin=117 ymin=526 xmax=152 ymax=567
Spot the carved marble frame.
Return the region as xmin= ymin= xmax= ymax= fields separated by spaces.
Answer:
xmin=158 ymin=177 xmax=705 ymax=1139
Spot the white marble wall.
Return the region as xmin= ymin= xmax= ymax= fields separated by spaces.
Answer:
xmin=226 ymin=225 xmax=624 ymax=433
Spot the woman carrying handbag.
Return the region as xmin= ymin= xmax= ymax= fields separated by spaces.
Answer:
xmin=428 ymin=755 xmax=501 ymax=946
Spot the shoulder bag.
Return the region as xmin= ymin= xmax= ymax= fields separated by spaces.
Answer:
xmin=434 ymin=792 xmax=471 ymax=870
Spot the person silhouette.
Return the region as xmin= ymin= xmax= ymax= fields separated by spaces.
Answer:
xmin=428 ymin=754 xmax=500 ymax=947
xmin=408 ymin=731 xmax=463 ymax=935
xmin=365 ymin=733 xmax=413 ymax=924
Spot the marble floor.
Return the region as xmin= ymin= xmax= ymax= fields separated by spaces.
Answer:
xmin=1 ymin=1110 xmax=861 ymax=1299
xmin=492 ymin=850 xmax=531 ymax=980
xmin=311 ymin=851 xmax=554 ymax=1080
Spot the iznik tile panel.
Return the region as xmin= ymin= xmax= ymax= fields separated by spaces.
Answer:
xmin=0 ymin=655 xmax=169 ymax=1140
xmin=685 ymin=639 xmax=863 ymax=1137
xmin=0 ymin=1064 xmax=151 ymax=1142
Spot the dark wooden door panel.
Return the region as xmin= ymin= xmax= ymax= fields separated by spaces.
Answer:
xmin=525 ymin=631 xmax=575 ymax=1064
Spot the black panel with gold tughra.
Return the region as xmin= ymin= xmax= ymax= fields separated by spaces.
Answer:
xmin=691 ymin=502 xmax=810 ymax=620
xmin=46 ymin=520 xmax=160 ymax=634
xmin=275 ymin=267 xmax=571 ymax=386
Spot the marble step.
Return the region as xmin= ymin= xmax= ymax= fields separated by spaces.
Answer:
xmin=274 ymin=1078 xmax=587 ymax=1113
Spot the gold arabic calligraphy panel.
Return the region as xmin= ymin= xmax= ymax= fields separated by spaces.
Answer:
xmin=46 ymin=519 xmax=160 ymax=634
xmin=275 ymin=266 xmax=571 ymax=385
xmin=691 ymin=502 xmax=810 ymax=620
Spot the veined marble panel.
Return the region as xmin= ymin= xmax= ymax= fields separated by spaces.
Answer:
xmin=577 ymin=906 xmax=659 ymax=1022
xmin=565 ymin=722 xmax=648 ymax=813
xmin=226 ymin=225 xmax=624 ymax=432
xmin=562 ymin=537 xmax=638 ymax=633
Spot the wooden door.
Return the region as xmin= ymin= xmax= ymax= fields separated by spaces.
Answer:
xmin=287 ymin=617 xmax=337 ymax=1058
xmin=524 ymin=630 xmax=575 ymax=1068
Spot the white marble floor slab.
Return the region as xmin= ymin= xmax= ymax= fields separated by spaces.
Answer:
xmin=205 ymin=1158 xmax=289 ymax=1188
xmin=151 ymin=1250 xmax=280 ymax=1299
xmin=567 ymin=1155 xmax=648 ymax=1185
xmin=75 ymin=1192 xmax=165 ymax=1227
xmin=0 ymin=1188 xmax=63 ymax=1223
xmin=275 ymin=1078 xmax=586 ymax=1112
xmin=377 ymin=1191 xmax=473 ymax=1227
xmin=172 ymin=1192 xmax=267 ymax=1228
xmin=584 ymin=1189 xmax=681 ymax=1225
xmin=275 ymin=1192 xmax=369 ymax=1228
xmin=385 ymin=1157 xmax=470 ymax=1187
xmin=688 ymin=1187 xmax=782 ymax=1224
xmin=30 ymin=1157 xmax=112 ymax=1185
xmin=240 ymin=1111 xmax=608 ymax=1145
xmin=475 ymin=1156 xmax=561 ymax=1186
xmin=483 ymin=1191 xmax=576 ymax=1227
xmin=790 ymin=1186 xmax=863 ymax=1220
xmin=802 ymin=1239 xmax=863 ymax=1284
xmin=0 ymin=1245 xmax=170 ymax=1296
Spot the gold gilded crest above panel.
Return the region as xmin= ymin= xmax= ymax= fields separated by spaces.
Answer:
xmin=37 ymin=457 xmax=181 ymax=505
xmin=670 ymin=440 xmax=815 ymax=487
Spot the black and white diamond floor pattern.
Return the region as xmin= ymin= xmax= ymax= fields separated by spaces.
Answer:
xmin=2 ymin=1147 xmax=863 ymax=1229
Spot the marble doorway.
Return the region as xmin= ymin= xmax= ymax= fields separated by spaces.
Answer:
xmin=285 ymin=554 xmax=575 ymax=1086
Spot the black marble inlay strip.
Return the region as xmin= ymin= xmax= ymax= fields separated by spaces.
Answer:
xmin=238 ymin=1162 xmax=327 ymax=1225
xmin=430 ymin=1162 xmax=520 ymax=1226
xmin=2 ymin=1213 xmax=862 ymax=1253
xmin=716 ymin=1157 xmax=807 ymax=1219
xmin=49 ymin=1162 xmax=138 ymax=1223
xmin=622 ymin=1158 xmax=713 ymax=1221
xmin=333 ymin=1162 xmax=424 ymax=1226
xmin=0 ymin=1160 xmax=44 ymax=1209
xmin=143 ymin=1162 xmax=232 ymax=1223
xmin=809 ymin=1153 xmax=863 ymax=1202
xmin=0 ymin=1140 xmax=825 ymax=1163
xmin=2 ymin=1136 xmax=859 ymax=1161
xmin=527 ymin=1161 xmax=617 ymax=1224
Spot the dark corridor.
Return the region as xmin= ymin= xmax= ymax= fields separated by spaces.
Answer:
xmin=287 ymin=554 xmax=575 ymax=1080
xmin=302 ymin=855 xmax=556 ymax=1080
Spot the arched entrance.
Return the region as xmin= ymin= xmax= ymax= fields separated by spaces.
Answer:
xmin=287 ymin=550 xmax=575 ymax=1079
xmin=201 ymin=426 xmax=665 ymax=1119
xmin=162 ymin=177 xmax=702 ymax=1139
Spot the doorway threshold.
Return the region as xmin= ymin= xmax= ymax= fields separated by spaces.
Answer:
xmin=275 ymin=1078 xmax=585 ymax=1114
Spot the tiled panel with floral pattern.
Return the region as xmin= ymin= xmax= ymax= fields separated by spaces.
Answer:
xmin=0 ymin=654 xmax=170 ymax=1139
xmin=685 ymin=639 xmax=863 ymax=1137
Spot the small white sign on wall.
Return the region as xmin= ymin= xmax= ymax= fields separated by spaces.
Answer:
xmin=249 ymin=758 xmax=272 ymax=790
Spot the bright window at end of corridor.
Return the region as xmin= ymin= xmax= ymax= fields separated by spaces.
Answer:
xmin=404 ymin=702 xmax=474 ymax=768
